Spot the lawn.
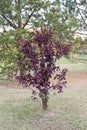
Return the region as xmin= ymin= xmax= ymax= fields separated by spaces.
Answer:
xmin=0 ymin=58 xmax=87 ymax=130
xmin=56 ymin=56 xmax=87 ymax=72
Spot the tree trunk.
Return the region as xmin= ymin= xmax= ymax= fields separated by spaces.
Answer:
xmin=39 ymin=92 xmax=48 ymax=110
xmin=17 ymin=0 xmax=22 ymax=28
xmin=42 ymin=96 xmax=48 ymax=110
xmin=72 ymin=54 xmax=74 ymax=63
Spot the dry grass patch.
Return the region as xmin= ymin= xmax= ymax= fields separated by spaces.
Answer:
xmin=0 ymin=72 xmax=87 ymax=130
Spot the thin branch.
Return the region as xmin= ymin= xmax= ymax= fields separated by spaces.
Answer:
xmin=75 ymin=0 xmax=87 ymax=26
xmin=9 ymin=16 xmax=18 ymax=28
xmin=22 ymin=8 xmax=36 ymax=29
xmin=15 ymin=0 xmax=17 ymax=4
xmin=0 ymin=32 xmax=3 ymax=35
xmin=76 ymin=32 xmax=87 ymax=36
xmin=1 ymin=14 xmax=17 ymax=29
xmin=5 ymin=43 xmax=11 ymax=50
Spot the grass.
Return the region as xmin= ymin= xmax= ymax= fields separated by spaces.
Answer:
xmin=55 ymin=56 xmax=72 ymax=65
xmin=76 ymin=54 xmax=87 ymax=60
xmin=56 ymin=56 xmax=87 ymax=72
xmin=59 ymin=63 xmax=87 ymax=72
xmin=0 ymin=86 xmax=43 ymax=130
xmin=0 ymin=78 xmax=87 ymax=130
xmin=0 ymin=56 xmax=87 ymax=130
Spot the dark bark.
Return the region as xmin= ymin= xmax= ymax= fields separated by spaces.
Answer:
xmin=1 ymin=14 xmax=17 ymax=29
xmin=39 ymin=92 xmax=48 ymax=110
xmin=22 ymin=8 xmax=36 ymax=29
xmin=17 ymin=0 xmax=22 ymax=28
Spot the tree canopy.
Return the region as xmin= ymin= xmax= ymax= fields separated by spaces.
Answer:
xmin=0 ymin=0 xmax=79 ymax=34
xmin=61 ymin=0 xmax=87 ymax=30
xmin=0 ymin=0 xmax=86 ymax=77
xmin=17 ymin=28 xmax=71 ymax=110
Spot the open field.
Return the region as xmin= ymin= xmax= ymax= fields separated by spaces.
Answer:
xmin=0 ymin=60 xmax=87 ymax=130
xmin=56 ymin=55 xmax=87 ymax=72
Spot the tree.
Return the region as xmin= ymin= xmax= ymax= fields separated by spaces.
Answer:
xmin=0 ymin=0 xmax=77 ymax=77
xmin=17 ymin=28 xmax=71 ymax=110
xmin=0 ymin=0 xmax=50 ymax=30
xmin=69 ymin=37 xmax=82 ymax=63
xmin=43 ymin=0 xmax=78 ymax=39
xmin=0 ymin=0 xmax=86 ymax=40
xmin=79 ymin=37 xmax=87 ymax=54
xmin=0 ymin=0 xmax=78 ymax=35
xmin=0 ymin=0 xmax=51 ymax=76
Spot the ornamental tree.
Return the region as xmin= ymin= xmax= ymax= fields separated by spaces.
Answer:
xmin=18 ymin=28 xmax=71 ymax=110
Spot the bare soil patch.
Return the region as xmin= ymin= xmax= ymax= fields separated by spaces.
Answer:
xmin=66 ymin=72 xmax=87 ymax=87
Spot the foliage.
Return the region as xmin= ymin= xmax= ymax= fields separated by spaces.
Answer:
xmin=17 ymin=28 xmax=71 ymax=110
xmin=61 ymin=0 xmax=87 ymax=30
xmin=0 ymin=0 xmax=79 ymax=38
xmin=0 ymin=0 xmax=77 ymax=77
xmin=0 ymin=0 xmax=50 ymax=29
xmin=83 ymin=37 xmax=87 ymax=45
xmin=0 ymin=29 xmax=33 ymax=77
xmin=0 ymin=0 xmax=85 ymax=40
xmin=43 ymin=0 xmax=79 ymax=39
xmin=71 ymin=37 xmax=82 ymax=53
xmin=79 ymin=37 xmax=87 ymax=54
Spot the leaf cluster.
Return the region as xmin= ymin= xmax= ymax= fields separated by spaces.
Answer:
xmin=17 ymin=28 xmax=71 ymax=97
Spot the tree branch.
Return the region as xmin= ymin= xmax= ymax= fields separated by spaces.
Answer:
xmin=5 ymin=43 xmax=11 ymax=50
xmin=75 ymin=0 xmax=87 ymax=26
xmin=22 ymin=8 xmax=36 ymax=29
xmin=1 ymin=14 xmax=17 ymax=29
xmin=75 ymin=32 xmax=87 ymax=36
xmin=17 ymin=0 xmax=22 ymax=28
xmin=15 ymin=0 xmax=17 ymax=4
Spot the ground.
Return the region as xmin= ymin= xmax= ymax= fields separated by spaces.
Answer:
xmin=67 ymin=72 xmax=87 ymax=87
xmin=0 ymin=71 xmax=87 ymax=130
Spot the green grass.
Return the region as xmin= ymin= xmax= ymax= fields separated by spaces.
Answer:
xmin=0 ymin=87 xmax=43 ymax=130
xmin=55 ymin=56 xmax=72 ymax=65
xmin=77 ymin=54 xmax=87 ymax=60
xmin=59 ymin=63 xmax=87 ymax=72
xmin=56 ymin=56 xmax=87 ymax=72
xmin=56 ymin=54 xmax=87 ymax=64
